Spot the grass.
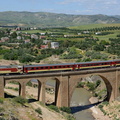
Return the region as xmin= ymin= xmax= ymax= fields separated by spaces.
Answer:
xmin=69 ymin=23 xmax=120 ymax=30
xmin=0 ymin=55 xmax=3 ymax=59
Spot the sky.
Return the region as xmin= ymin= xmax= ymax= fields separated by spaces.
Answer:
xmin=0 ymin=0 xmax=120 ymax=15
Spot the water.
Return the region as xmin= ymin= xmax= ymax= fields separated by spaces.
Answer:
xmin=70 ymin=88 xmax=95 ymax=120
xmin=32 ymin=79 xmax=95 ymax=120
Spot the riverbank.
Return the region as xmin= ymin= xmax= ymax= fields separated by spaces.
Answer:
xmin=89 ymin=97 xmax=112 ymax=120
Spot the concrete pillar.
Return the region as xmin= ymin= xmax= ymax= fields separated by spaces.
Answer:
xmin=0 ymin=76 xmax=4 ymax=98
xmin=19 ymin=83 xmax=21 ymax=96
xmin=39 ymin=81 xmax=45 ymax=104
xmin=115 ymin=70 xmax=120 ymax=98
xmin=20 ymin=82 xmax=26 ymax=98
xmin=56 ymin=76 xmax=69 ymax=107
xmin=55 ymin=80 xmax=60 ymax=106
xmin=38 ymin=81 xmax=41 ymax=101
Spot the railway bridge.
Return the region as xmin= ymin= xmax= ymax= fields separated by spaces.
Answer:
xmin=0 ymin=67 xmax=120 ymax=107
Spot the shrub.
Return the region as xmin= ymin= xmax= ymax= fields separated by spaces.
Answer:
xmin=102 ymin=101 xmax=109 ymax=106
xmin=86 ymin=82 xmax=95 ymax=91
xmin=0 ymin=99 xmax=4 ymax=104
xmin=14 ymin=96 xmax=28 ymax=105
xmin=77 ymin=82 xmax=85 ymax=88
xmin=48 ymin=105 xmax=59 ymax=112
xmin=66 ymin=114 xmax=75 ymax=120
xmin=60 ymin=107 xmax=71 ymax=114
xmin=0 ymin=107 xmax=4 ymax=112
xmin=35 ymin=108 xmax=42 ymax=115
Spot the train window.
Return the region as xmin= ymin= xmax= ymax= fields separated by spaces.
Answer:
xmin=82 ymin=64 xmax=86 ymax=67
xmin=31 ymin=68 xmax=34 ymax=70
xmin=28 ymin=68 xmax=31 ymax=70
xmin=36 ymin=67 xmax=39 ymax=69
xmin=45 ymin=67 xmax=48 ymax=69
xmin=54 ymin=66 xmax=57 ymax=68
xmin=40 ymin=67 xmax=43 ymax=69
xmin=59 ymin=66 xmax=61 ymax=68
xmin=50 ymin=67 xmax=52 ymax=69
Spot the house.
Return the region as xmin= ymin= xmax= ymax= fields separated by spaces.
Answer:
xmin=40 ymin=33 xmax=45 ymax=35
xmin=40 ymin=36 xmax=46 ymax=39
xmin=43 ymin=40 xmax=51 ymax=44
xmin=83 ymin=31 xmax=89 ymax=34
xmin=31 ymin=34 xmax=38 ymax=39
xmin=78 ymin=33 xmax=81 ymax=35
xmin=24 ymin=39 xmax=30 ymax=44
xmin=95 ymin=32 xmax=101 ymax=35
xmin=17 ymin=36 xmax=22 ymax=40
xmin=41 ymin=45 xmax=48 ymax=49
xmin=1 ymin=37 xmax=9 ymax=42
xmin=51 ymin=42 xmax=59 ymax=49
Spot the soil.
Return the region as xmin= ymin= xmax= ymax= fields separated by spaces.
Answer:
xmin=4 ymin=83 xmax=66 ymax=120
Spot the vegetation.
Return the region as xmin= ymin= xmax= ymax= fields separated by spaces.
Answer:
xmin=0 ymin=23 xmax=120 ymax=63
xmin=35 ymin=107 xmax=42 ymax=115
xmin=48 ymin=105 xmax=60 ymax=113
xmin=13 ymin=96 xmax=28 ymax=105
xmin=60 ymin=107 xmax=71 ymax=114
xmin=0 ymin=12 xmax=120 ymax=27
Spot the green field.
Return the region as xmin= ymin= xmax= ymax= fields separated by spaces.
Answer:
xmin=69 ymin=23 xmax=120 ymax=30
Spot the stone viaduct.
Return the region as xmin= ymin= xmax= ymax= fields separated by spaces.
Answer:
xmin=0 ymin=67 xmax=120 ymax=107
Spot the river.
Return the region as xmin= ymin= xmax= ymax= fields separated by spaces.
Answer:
xmin=70 ymin=88 xmax=95 ymax=120
xmin=33 ymin=79 xmax=95 ymax=120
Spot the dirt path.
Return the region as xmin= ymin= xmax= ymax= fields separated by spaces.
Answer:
xmin=30 ymin=102 xmax=65 ymax=120
xmin=4 ymin=83 xmax=66 ymax=120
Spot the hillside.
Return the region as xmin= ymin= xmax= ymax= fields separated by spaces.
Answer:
xmin=0 ymin=11 xmax=120 ymax=27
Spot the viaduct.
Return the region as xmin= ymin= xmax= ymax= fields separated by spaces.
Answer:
xmin=0 ymin=67 xmax=120 ymax=107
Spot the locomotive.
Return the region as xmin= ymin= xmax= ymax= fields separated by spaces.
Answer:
xmin=0 ymin=59 xmax=120 ymax=75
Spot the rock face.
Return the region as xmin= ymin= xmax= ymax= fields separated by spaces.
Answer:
xmin=89 ymin=97 xmax=99 ymax=104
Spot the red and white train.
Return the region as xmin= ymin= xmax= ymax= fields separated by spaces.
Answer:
xmin=0 ymin=59 xmax=120 ymax=75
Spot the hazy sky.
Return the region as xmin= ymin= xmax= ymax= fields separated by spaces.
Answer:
xmin=0 ymin=0 xmax=120 ymax=15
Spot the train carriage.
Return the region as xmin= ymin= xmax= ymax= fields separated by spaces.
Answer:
xmin=76 ymin=60 xmax=120 ymax=70
xmin=0 ymin=65 xmax=22 ymax=74
xmin=23 ymin=63 xmax=76 ymax=73
xmin=0 ymin=59 xmax=120 ymax=75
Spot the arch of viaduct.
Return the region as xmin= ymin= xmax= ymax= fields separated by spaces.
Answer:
xmin=0 ymin=67 xmax=120 ymax=107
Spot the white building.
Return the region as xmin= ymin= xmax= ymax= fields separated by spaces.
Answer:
xmin=31 ymin=34 xmax=38 ymax=39
xmin=43 ymin=40 xmax=51 ymax=44
xmin=51 ymin=42 xmax=59 ymax=49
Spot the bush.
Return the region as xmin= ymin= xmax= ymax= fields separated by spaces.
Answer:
xmin=98 ymin=104 xmax=103 ymax=109
xmin=77 ymin=82 xmax=85 ymax=88
xmin=60 ymin=106 xmax=71 ymax=114
xmin=48 ymin=105 xmax=59 ymax=112
xmin=0 ymin=107 xmax=4 ymax=112
xmin=35 ymin=108 xmax=42 ymax=115
xmin=14 ymin=96 xmax=28 ymax=105
xmin=66 ymin=114 xmax=75 ymax=120
xmin=102 ymin=101 xmax=109 ymax=106
xmin=86 ymin=82 xmax=95 ymax=91
xmin=0 ymin=99 xmax=4 ymax=104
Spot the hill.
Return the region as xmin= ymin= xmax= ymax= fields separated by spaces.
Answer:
xmin=0 ymin=11 xmax=120 ymax=27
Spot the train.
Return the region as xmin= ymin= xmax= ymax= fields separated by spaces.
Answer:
xmin=0 ymin=59 xmax=120 ymax=75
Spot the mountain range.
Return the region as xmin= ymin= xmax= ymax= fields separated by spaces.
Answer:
xmin=0 ymin=11 xmax=120 ymax=27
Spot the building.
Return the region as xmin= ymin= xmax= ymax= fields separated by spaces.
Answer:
xmin=43 ymin=40 xmax=51 ymax=44
xmin=24 ymin=39 xmax=30 ymax=44
xmin=31 ymin=34 xmax=38 ymax=39
xmin=51 ymin=42 xmax=59 ymax=49
xmin=40 ymin=33 xmax=45 ymax=35
xmin=41 ymin=45 xmax=48 ymax=49
xmin=40 ymin=36 xmax=46 ymax=39
xmin=1 ymin=37 xmax=9 ymax=42
xmin=17 ymin=36 xmax=22 ymax=40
